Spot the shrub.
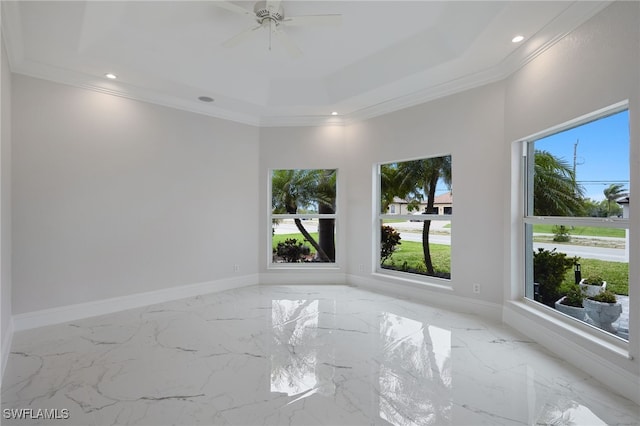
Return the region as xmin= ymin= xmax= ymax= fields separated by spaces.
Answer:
xmin=533 ymin=248 xmax=579 ymax=307
xmin=275 ymin=238 xmax=311 ymax=263
xmin=381 ymin=225 xmax=402 ymax=263
xmin=582 ymin=275 xmax=604 ymax=285
xmin=589 ymin=290 xmax=617 ymax=303
xmin=552 ymin=225 xmax=571 ymax=242
xmin=560 ymin=285 xmax=585 ymax=307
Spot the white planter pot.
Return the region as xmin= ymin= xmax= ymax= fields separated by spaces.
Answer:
xmin=579 ymin=279 xmax=606 ymax=297
xmin=584 ymin=298 xmax=622 ymax=333
xmin=554 ymin=297 xmax=585 ymax=321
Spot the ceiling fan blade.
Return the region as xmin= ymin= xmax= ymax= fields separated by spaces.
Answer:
xmin=274 ymin=29 xmax=303 ymax=58
xmin=283 ymin=14 xmax=342 ymax=27
xmin=213 ymin=1 xmax=253 ymax=17
xmin=222 ymin=24 xmax=263 ymax=48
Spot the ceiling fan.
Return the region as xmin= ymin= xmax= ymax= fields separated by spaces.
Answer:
xmin=214 ymin=0 xmax=342 ymax=58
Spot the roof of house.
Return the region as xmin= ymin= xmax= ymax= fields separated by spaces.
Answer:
xmin=391 ymin=192 xmax=452 ymax=204
xmin=434 ymin=192 xmax=453 ymax=204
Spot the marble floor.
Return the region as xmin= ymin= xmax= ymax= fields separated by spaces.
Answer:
xmin=2 ymin=285 xmax=639 ymax=425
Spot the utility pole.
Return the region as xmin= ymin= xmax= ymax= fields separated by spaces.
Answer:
xmin=573 ymin=139 xmax=578 ymax=180
xmin=573 ymin=139 xmax=579 ymax=194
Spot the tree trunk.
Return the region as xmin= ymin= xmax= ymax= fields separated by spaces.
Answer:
xmin=294 ymin=218 xmax=331 ymax=262
xmin=422 ymin=219 xmax=434 ymax=274
xmin=422 ymin=172 xmax=439 ymax=275
xmin=318 ymin=203 xmax=335 ymax=262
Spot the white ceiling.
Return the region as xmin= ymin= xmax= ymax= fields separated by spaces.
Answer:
xmin=2 ymin=1 xmax=610 ymax=126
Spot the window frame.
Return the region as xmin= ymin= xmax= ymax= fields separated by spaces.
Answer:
xmin=268 ymin=168 xmax=339 ymax=269
xmin=375 ymin=155 xmax=454 ymax=283
xmin=520 ymin=101 xmax=631 ymax=344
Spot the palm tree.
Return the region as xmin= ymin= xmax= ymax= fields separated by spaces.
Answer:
xmin=603 ymin=183 xmax=628 ymax=216
xmin=272 ymin=169 xmax=336 ymax=262
xmin=380 ymin=164 xmax=399 ymax=213
xmin=395 ymin=156 xmax=452 ymax=276
xmin=533 ymin=150 xmax=585 ymax=216
xmin=316 ymin=170 xmax=337 ymax=261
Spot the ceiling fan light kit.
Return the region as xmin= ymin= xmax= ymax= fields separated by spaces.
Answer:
xmin=254 ymin=1 xmax=285 ymax=24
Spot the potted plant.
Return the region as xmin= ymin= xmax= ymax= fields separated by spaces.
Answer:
xmin=554 ymin=285 xmax=586 ymax=320
xmin=533 ymin=248 xmax=579 ymax=307
xmin=584 ymin=290 xmax=622 ymax=333
xmin=579 ymin=275 xmax=607 ymax=297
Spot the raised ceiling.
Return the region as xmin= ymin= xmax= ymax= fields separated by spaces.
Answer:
xmin=2 ymin=1 xmax=610 ymax=126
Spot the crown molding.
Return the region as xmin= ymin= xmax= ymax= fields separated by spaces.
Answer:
xmin=3 ymin=1 xmax=611 ymax=128
xmin=11 ymin=62 xmax=263 ymax=127
xmin=345 ymin=1 xmax=611 ymax=125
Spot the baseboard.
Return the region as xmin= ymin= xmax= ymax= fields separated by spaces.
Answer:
xmin=259 ymin=271 xmax=347 ymax=286
xmin=503 ymin=301 xmax=640 ymax=406
xmin=12 ymin=274 xmax=259 ymax=332
xmin=347 ymin=274 xmax=502 ymax=321
xmin=1 ymin=316 xmax=14 ymax=385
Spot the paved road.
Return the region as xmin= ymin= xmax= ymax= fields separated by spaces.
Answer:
xmin=398 ymin=232 xmax=625 ymax=261
xmin=273 ymin=220 xmax=627 ymax=262
xmin=532 ymin=242 xmax=625 ymax=261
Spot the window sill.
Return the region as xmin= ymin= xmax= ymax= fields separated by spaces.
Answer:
xmin=372 ymin=270 xmax=453 ymax=292
xmin=506 ymin=298 xmax=631 ymax=360
xmin=268 ymin=263 xmax=341 ymax=271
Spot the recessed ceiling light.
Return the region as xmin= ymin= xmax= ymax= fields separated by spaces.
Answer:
xmin=198 ymin=96 xmax=214 ymax=103
xmin=331 ymin=111 xmax=338 ymax=116
xmin=104 ymin=73 xmax=117 ymax=79
xmin=512 ymin=35 xmax=525 ymax=43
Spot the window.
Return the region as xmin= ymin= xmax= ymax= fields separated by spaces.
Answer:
xmin=523 ymin=106 xmax=630 ymax=341
xmin=378 ymin=156 xmax=452 ymax=280
xmin=270 ymin=169 xmax=337 ymax=265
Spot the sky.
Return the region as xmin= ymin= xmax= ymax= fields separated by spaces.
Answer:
xmin=534 ymin=109 xmax=630 ymax=202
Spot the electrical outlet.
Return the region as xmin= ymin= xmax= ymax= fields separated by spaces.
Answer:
xmin=473 ymin=283 xmax=481 ymax=294
xmin=234 ymin=264 xmax=240 ymax=273
xmin=358 ymin=264 xmax=365 ymax=272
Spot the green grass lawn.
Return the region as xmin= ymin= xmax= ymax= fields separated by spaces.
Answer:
xmin=385 ymin=240 xmax=627 ymax=295
xmin=532 ymin=224 xmax=625 ymax=238
xmin=560 ymin=259 xmax=628 ymax=295
xmin=273 ymin=232 xmax=628 ymax=295
xmin=382 ymin=240 xmax=450 ymax=275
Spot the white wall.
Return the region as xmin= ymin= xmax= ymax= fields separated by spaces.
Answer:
xmin=345 ymin=82 xmax=506 ymax=307
xmin=11 ymin=75 xmax=260 ymax=314
xmin=258 ymin=124 xmax=347 ymax=282
xmin=503 ymin=0 xmax=640 ymax=400
xmin=4 ymin=0 xmax=638 ymax=405
xmin=1 ymin=20 xmax=13 ymax=377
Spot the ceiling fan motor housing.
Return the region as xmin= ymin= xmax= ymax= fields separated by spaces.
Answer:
xmin=254 ymin=1 xmax=285 ymax=24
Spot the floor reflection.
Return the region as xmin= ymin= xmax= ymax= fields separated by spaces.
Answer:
xmin=379 ymin=312 xmax=452 ymax=425
xmin=537 ymin=400 xmax=608 ymax=425
xmin=270 ymin=299 xmax=320 ymax=397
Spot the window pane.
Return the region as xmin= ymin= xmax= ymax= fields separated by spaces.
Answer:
xmin=272 ymin=219 xmax=336 ymax=263
xmin=380 ymin=219 xmax=451 ymax=279
xmin=526 ymin=221 xmax=629 ymax=340
xmin=270 ymin=169 xmax=337 ymax=265
xmin=524 ymin=108 xmax=630 ymax=340
xmin=271 ymin=169 xmax=336 ymax=215
xmin=531 ymin=110 xmax=629 ymax=217
xmin=379 ymin=155 xmax=452 ymax=280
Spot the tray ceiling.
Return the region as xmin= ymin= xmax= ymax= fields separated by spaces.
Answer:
xmin=1 ymin=1 xmax=610 ymax=126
